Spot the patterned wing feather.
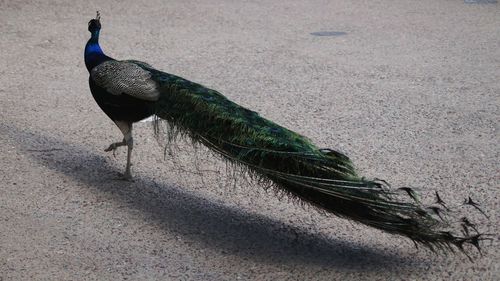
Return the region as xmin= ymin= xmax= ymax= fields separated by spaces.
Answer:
xmin=91 ymin=60 xmax=160 ymax=101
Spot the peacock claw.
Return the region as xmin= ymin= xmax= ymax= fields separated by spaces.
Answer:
xmin=104 ymin=141 xmax=126 ymax=157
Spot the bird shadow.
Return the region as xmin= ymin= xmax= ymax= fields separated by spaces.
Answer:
xmin=4 ymin=124 xmax=428 ymax=272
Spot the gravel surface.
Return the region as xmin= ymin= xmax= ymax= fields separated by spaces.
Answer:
xmin=1 ymin=0 xmax=498 ymax=280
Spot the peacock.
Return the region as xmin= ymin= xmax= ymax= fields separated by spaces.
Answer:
xmin=85 ymin=12 xmax=487 ymax=255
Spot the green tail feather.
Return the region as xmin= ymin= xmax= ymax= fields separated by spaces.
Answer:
xmin=133 ymin=62 xmax=485 ymax=254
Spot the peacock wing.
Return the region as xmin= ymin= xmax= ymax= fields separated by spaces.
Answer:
xmin=90 ymin=60 xmax=160 ymax=101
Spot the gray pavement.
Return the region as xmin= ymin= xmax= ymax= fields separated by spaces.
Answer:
xmin=1 ymin=0 xmax=499 ymax=280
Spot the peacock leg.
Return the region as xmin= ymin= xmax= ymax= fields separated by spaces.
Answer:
xmin=110 ymin=121 xmax=134 ymax=180
xmin=124 ymin=133 xmax=133 ymax=180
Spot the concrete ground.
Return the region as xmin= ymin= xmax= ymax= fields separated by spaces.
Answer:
xmin=1 ymin=0 xmax=498 ymax=280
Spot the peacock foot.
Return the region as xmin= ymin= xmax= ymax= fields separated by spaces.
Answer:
xmin=113 ymin=171 xmax=134 ymax=182
xmin=104 ymin=141 xmax=126 ymax=156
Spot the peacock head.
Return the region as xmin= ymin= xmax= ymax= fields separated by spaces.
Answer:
xmin=88 ymin=11 xmax=101 ymax=33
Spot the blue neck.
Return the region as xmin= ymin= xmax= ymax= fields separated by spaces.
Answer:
xmin=85 ymin=30 xmax=111 ymax=71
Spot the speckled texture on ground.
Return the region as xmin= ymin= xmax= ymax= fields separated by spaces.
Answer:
xmin=0 ymin=0 xmax=498 ymax=280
